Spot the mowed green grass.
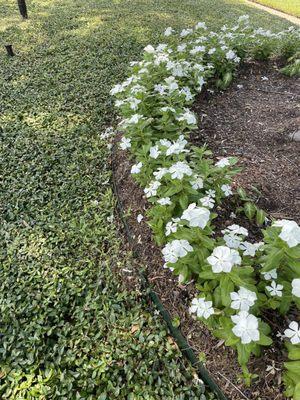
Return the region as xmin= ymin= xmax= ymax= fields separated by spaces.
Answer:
xmin=252 ymin=0 xmax=300 ymax=17
xmin=0 ymin=0 xmax=292 ymax=398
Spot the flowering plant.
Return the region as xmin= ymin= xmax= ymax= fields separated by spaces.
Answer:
xmin=111 ymin=16 xmax=300 ymax=397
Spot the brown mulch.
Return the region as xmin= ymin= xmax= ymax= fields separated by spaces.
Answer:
xmin=112 ymin=61 xmax=299 ymax=400
xmin=192 ymin=60 xmax=300 ymax=223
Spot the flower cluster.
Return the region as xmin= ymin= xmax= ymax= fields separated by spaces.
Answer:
xmin=111 ymin=17 xmax=300 ymax=395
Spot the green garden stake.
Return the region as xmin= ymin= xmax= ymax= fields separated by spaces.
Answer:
xmin=5 ymin=45 xmax=14 ymax=57
xmin=17 ymin=0 xmax=28 ymax=19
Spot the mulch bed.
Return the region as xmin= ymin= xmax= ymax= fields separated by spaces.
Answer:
xmin=112 ymin=60 xmax=300 ymax=400
xmin=192 ymin=60 xmax=300 ymax=223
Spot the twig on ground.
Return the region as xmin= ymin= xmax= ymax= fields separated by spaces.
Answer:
xmin=256 ymin=88 xmax=300 ymax=96
xmin=217 ymin=372 xmax=250 ymax=400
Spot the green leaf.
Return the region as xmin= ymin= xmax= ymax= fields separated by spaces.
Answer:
xmin=256 ymin=209 xmax=266 ymax=226
xmin=244 ymin=202 xmax=257 ymax=221
xmin=237 ymin=187 xmax=250 ymax=201
xmin=220 ymin=275 xmax=234 ymax=307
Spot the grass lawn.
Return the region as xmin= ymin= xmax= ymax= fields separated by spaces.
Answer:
xmin=0 ymin=0 xmax=292 ymax=398
xmin=251 ymin=0 xmax=300 ymax=17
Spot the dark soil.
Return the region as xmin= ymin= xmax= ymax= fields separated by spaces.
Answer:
xmin=192 ymin=60 xmax=300 ymax=223
xmin=112 ymin=61 xmax=299 ymax=400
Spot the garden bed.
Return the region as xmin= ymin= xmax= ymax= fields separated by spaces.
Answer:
xmin=113 ymin=60 xmax=300 ymax=400
xmin=192 ymin=60 xmax=300 ymax=224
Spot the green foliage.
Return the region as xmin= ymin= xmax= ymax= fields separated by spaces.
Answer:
xmin=281 ymin=54 xmax=300 ymax=77
xmin=112 ymin=12 xmax=300 ymax=397
xmin=0 ymin=0 xmax=297 ymax=398
xmin=284 ymin=342 xmax=300 ymax=400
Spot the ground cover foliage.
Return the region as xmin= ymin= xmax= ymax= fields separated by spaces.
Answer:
xmin=0 ymin=0 xmax=295 ymax=398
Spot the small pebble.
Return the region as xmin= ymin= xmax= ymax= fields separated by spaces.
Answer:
xmin=137 ymin=214 xmax=144 ymax=223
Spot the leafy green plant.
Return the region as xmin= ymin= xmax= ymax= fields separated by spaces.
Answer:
xmin=112 ymin=16 xmax=300 ymax=397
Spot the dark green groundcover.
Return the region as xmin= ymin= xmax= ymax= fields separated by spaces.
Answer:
xmin=0 ymin=0 xmax=291 ymax=398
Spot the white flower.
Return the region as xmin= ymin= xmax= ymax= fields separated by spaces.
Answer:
xmin=165 ymin=76 xmax=178 ymax=91
xmin=190 ymin=46 xmax=205 ymax=55
xmin=200 ymin=196 xmax=215 ymax=209
xmin=162 ymin=239 xmax=193 ymax=263
xmin=169 ymin=161 xmax=193 ymax=180
xmin=223 ymin=234 xmax=242 ymax=249
xmin=177 ymin=110 xmax=197 ymax=125
xmin=164 ymin=27 xmax=174 ymax=36
xmin=238 ymin=14 xmax=249 ymax=23
xmin=284 ymin=321 xmax=300 ymax=345
xmin=262 ymin=269 xmax=277 ymax=281
xmin=195 ymin=22 xmax=207 ymax=30
xmin=149 ymin=145 xmax=161 ymax=159
xmin=196 ymin=76 xmax=205 ymax=90
xmin=153 ymin=167 xmax=168 ymax=180
xmin=126 ymin=114 xmax=143 ymax=125
xmin=190 ymin=176 xmax=204 ymax=190
xmin=180 ymin=28 xmax=193 ymax=37
xmin=154 ymin=84 xmax=165 ymax=95
xmin=292 ymin=278 xmax=300 ymax=298
xmin=144 ymin=44 xmax=155 ymax=53
xmin=222 ymin=224 xmax=248 ymax=237
xmin=159 ymin=139 xmax=172 ymax=147
xmin=226 ymin=50 xmax=236 ymax=60
xmin=137 ymin=214 xmax=143 ymax=223
xmin=273 ymin=220 xmax=300 ymax=248
xmin=215 ymin=157 xmax=230 ymax=168
xmin=240 ymin=241 xmax=263 ymax=256
xmin=207 ymin=246 xmax=241 ymax=273
xmin=189 ymin=298 xmax=214 ymax=319
xmin=130 ymin=84 xmax=145 ymax=94
xmin=165 ymin=218 xmax=180 ymax=236
xmin=181 ymin=203 xmax=210 ymax=229
xmin=110 ymin=84 xmax=124 ymax=95
xmin=100 ymin=127 xmax=114 ymax=139
xmin=221 ymin=184 xmax=233 ymax=197
xmin=156 ymin=43 xmax=168 ymax=52
xmin=177 ymin=44 xmax=187 ymax=52
xmin=161 ymin=107 xmax=175 ymax=113
xmin=144 ymin=181 xmax=161 ymax=198
xmin=166 ymin=135 xmax=188 ymax=156
xmin=208 ymin=47 xmax=216 ymax=55
xmin=157 ymin=197 xmax=172 ymax=206
xmin=180 ymin=87 xmax=193 ymax=101
xmin=230 ymin=287 xmax=257 ymax=311
xmin=206 ymin=189 xmax=216 ymax=198
xmin=131 ymin=162 xmax=142 ymax=174
xmin=115 ymin=99 xmax=124 ymax=107
xmin=128 ymin=97 xmax=141 ymax=110
xmin=120 ymin=137 xmax=131 ymax=150
xmin=154 ymin=54 xmax=169 ymax=66
xmin=266 ymin=281 xmax=283 ymax=297
xmin=231 ymin=311 xmax=260 ymax=344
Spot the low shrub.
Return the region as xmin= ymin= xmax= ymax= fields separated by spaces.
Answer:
xmin=111 ymin=16 xmax=300 ymax=398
